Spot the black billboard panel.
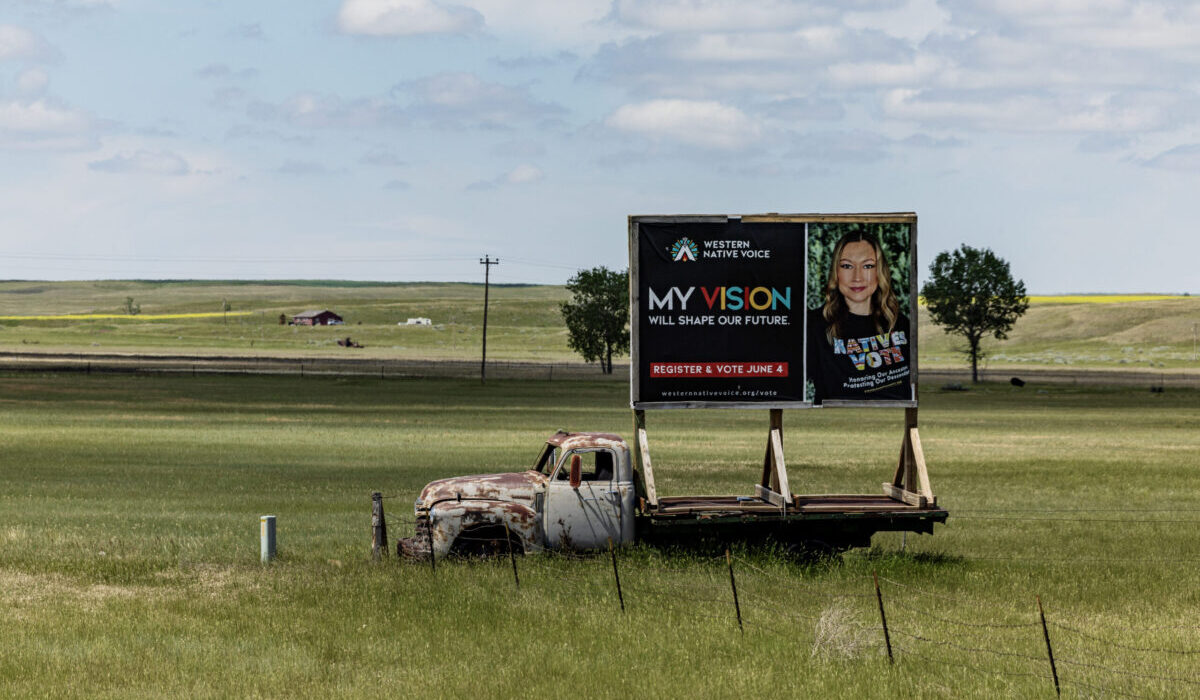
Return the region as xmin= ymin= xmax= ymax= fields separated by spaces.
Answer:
xmin=631 ymin=217 xmax=807 ymax=408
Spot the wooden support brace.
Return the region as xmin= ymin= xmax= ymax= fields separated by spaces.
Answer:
xmin=770 ymin=428 xmax=790 ymax=502
xmin=758 ymin=409 xmax=791 ymax=511
xmin=882 ymin=482 xmax=927 ymax=508
xmin=633 ymin=410 xmax=658 ymax=509
xmin=909 ymin=427 xmax=933 ymax=501
xmin=883 ymin=407 xmax=936 ymax=507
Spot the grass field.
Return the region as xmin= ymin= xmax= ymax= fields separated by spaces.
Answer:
xmin=2 ymin=373 xmax=1198 ymax=698
xmin=1 ymin=281 xmax=1199 ymax=374
xmin=0 ymin=280 xmax=570 ymax=361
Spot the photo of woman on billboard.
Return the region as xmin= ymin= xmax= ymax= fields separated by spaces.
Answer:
xmin=807 ymin=230 xmax=913 ymax=403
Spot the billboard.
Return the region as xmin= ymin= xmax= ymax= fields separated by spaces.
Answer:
xmin=630 ymin=214 xmax=917 ymax=409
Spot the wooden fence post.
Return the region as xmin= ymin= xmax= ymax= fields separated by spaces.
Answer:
xmin=609 ymin=538 xmax=625 ymax=613
xmin=1037 ymin=595 xmax=1061 ymax=697
xmin=505 ymin=522 xmax=520 ymax=590
xmin=426 ymin=516 xmax=436 ymax=573
xmin=726 ymin=549 xmax=743 ymax=635
xmin=874 ymin=571 xmax=894 ymax=664
xmin=371 ymin=492 xmax=387 ymax=561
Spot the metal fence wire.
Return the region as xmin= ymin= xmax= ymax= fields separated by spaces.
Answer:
xmin=0 ymin=353 xmax=628 ymax=381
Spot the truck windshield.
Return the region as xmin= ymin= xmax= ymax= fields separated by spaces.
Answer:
xmin=533 ymin=444 xmax=560 ymax=475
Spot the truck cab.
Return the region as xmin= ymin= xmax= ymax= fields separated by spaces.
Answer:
xmin=398 ymin=431 xmax=636 ymax=558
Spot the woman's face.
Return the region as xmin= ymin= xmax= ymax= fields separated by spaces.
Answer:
xmin=836 ymin=240 xmax=878 ymax=315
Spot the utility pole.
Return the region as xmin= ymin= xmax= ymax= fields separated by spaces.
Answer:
xmin=480 ymin=255 xmax=499 ymax=383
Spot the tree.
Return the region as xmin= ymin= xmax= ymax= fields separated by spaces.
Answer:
xmin=122 ymin=297 xmax=141 ymax=315
xmin=921 ymin=245 xmax=1029 ymax=383
xmin=560 ymin=266 xmax=629 ymax=374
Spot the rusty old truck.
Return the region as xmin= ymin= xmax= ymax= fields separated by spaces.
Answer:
xmin=397 ymin=418 xmax=947 ymax=558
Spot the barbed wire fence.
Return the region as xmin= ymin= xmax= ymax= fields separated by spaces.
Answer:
xmin=370 ymin=499 xmax=1199 ymax=698
xmin=0 ymin=353 xmax=627 ymax=381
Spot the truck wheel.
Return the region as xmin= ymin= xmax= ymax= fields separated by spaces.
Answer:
xmin=450 ymin=525 xmax=524 ymax=558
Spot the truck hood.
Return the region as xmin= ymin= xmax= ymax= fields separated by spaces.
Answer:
xmin=418 ymin=470 xmax=550 ymax=508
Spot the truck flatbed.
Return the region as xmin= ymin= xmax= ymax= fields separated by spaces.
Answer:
xmin=639 ymin=493 xmax=948 ymax=551
xmin=652 ymin=494 xmax=945 ymax=516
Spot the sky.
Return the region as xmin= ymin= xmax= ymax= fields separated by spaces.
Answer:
xmin=1 ymin=0 xmax=1198 ymax=292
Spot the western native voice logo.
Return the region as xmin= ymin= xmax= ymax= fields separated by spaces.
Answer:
xmin=670 ymin=237 xmax=699 ymax=262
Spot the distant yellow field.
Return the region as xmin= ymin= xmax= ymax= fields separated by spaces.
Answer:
xmin=918 ymin=295 xmax=1189 ymax=306
xmin=1027 ymin=295 xmax=1190 ymax=304
xmin=0 ymin=312 xmax=254 ymax=321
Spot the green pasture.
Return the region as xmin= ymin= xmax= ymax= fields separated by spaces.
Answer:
xmin=2 ymin=373 xmax=1198 ymax=698
xmin=0 ymin=280 xmax=570 ymax=361
xmin=1 ymin=281 xmax=1199 ymax=373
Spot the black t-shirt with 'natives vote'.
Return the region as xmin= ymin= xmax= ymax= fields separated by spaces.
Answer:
xmin=807 ymin=308 xmax=912 ymax=403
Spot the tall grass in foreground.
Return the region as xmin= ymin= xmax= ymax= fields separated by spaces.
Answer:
xmin=1 ymin=374 xmax=1198 ymax=698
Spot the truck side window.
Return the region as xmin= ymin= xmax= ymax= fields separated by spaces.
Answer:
xmin=555 ymin=450 xmax=615 ymax=482
xmin=534 ymin=445 xmax=559 ymax=474
xmin=594 ymin=451 xmax=614 ymax=481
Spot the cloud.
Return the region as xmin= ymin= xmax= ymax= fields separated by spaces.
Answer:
xmin=0 ymin=98 xmax=95 ymax=150
xmin=241 ymin=74 xmax=561 ymax=134
xmin=336 ymin=0 xmax=482 ymax=36
xmin=503 ymin=163 xmax=542 ymax=183
xmin=579 ymin=0 xmax=1200 ymax=148
xmin=395 ymin=72 xmax=566 ymax=128
xmin=463 ymin=0 xmax=613 ymax=45
xmin=249 ymin=92 xmax=408 ymax=129
xmin=947 ymin=0 xmax=1200 ymax=51
xmin=0 ymin=24 xmax=55 ymax=62
xmin=883 ymin=87 xmax=1200 ymax=133
xmin=89 ymin=149 xmax=191 ymax=176
xmin=828 ymin=54 xmax=948 ymax=87
xmin=901 ymin=132 xmax=966 ymax=148
xmin=19 ymin=0 xmax=112 ymax=13
xmin=761 ymin=96 xmax=845 ymax=121
xmin=16 ymin=68 xmax=49 ymax=94
xmin=383 ymin=179 xmax=411 ymax=190
xmin=610 ymin=0 xmax=835 ymax=32
xmin=223 ymin=124 xmax=313 ymax=145
xmin=583 ymin=28 xmax=906 ymax=98
xmin=1141 ymin=143 xmax=1200 ymax=171
xmin=783 ymin=129 xmax=891 ymax=163
xmin=606 ymin=99 xmax=761 ymax=150
xmin=492 ymin=50 xmax=577 ymax=70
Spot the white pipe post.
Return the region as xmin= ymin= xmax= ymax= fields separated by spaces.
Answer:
xmin=260 ymin=515 xmax=276 ymax=564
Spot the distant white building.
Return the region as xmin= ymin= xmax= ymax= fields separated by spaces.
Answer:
xmin=404 ymin=317 xmax=432 ymax=326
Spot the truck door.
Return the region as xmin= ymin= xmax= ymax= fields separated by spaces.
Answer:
xmin=545 ymin=448 xmax=621 ymax=550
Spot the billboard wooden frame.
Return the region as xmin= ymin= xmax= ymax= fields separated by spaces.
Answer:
xmin=629 ymin=212 xmax=918 ymax=411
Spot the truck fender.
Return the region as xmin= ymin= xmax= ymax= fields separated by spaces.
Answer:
xmin=428 ymin=500 xmax=542 ymax=557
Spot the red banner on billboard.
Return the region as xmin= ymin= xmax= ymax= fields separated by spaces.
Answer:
xmin=650 ymin=362 xmax=789 ymax=378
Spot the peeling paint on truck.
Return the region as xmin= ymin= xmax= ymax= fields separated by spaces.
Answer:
xmin=398 ymin=431 xmax=635 ymax=558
